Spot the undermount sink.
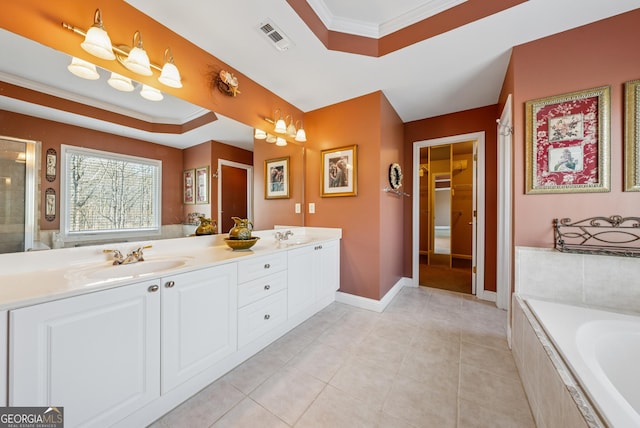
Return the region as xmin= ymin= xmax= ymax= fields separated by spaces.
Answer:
xmin=67 ymin=259 xmax=189 ymax=282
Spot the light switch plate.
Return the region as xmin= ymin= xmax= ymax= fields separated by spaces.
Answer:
xmin=295 ymin=203 xmax=301 ymax=213
xmin=309 ymin=203 xmax=315 ymax=214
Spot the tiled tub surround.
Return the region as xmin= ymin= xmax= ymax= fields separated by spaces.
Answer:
xmin=513 ymin=246 xmax=640 ymax=428
xmin=512 ymin=296 xmax=598 ymax=427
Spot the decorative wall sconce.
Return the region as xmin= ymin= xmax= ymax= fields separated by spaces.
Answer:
xmin=262 ymin=109 xmax=308 ymax=143
xmin=62 ymin=8 xmax=183 ymax=100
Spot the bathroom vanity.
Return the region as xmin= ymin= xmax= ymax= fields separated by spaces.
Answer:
xmin=0 ymin=227 xmax=341 ymax=427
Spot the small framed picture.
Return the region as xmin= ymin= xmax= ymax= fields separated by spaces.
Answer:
xmin=321 ymin=145 xmax=357 ymax=197
xmin=46 ymin=148 xmax=57 ymax=182
xmin=183 ymin=169 xmax=195 ymax=205
xmin=265 ymin=157 xmax=290 ymax=199
xmin=525 ymin=85 xmax=610 ymax=194
xmin=195 ymin=166 xmax=209 ymax=204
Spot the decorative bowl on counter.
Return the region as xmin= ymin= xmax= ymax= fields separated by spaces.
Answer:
xmin=224 ymin=237 xmax=260 ymax=251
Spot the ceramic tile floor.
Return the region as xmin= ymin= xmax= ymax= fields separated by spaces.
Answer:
xmin=149 ymin=286 xmax=535 ymax=428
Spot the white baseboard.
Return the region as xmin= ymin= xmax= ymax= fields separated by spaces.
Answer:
xmin=478 ymin=289 xmax=497 ymax=302
xmin=335 ymin=277 xmax=410 ymax=313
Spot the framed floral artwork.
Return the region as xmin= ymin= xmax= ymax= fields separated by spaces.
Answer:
xmin=195 ymin=166 xmax=209 ymax=204
xmin=183 ymin=169 xmax=195 ymax=205
xmin=525 ymin=86 xmax=610 ymax=194
xmin=265 ymin=157 xmax=290 ymax=199
xmin=625 ymin=79 xmax=640 ymax=191
xmin=321 ymin=145 xmax=357 ymax=197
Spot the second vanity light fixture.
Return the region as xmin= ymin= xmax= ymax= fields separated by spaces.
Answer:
xmin=63 ymin=9 xmax=183 ymax=101
xmin=255 ymin=109 xmax=307 ymax=145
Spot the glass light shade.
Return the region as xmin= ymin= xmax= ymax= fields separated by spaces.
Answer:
xmin=80 ymin=10 xmax=115 ymax=60
xmin=254 ymin=129 xmax=267 ymax=139
xmin=274 ymin=117 xmax=286 ymax=134
xmin=107 ymin=72 xmax=134 ymax=92
xmin=286 ymin=121 xmax=297 ymax=137
xmin=276 ymin=137 xmax=287 ymax=147
xmin=140 ymin=85 xmax=163 ymax=101
xmin=295 ymin=127 xmax=307 ymax=142
xmin=124 ymin=46 xmax=152 ymax=76
xmin=266 ymin=134 xmax=276 ymax=143
xmin=158 ymin=62 xmax=182 ymax=88
xmin=67 ymin=57 xmax=100 ymax=80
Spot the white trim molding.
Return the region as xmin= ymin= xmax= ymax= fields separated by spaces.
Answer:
xmin=335 ymin=278 xmax=409 ymax=312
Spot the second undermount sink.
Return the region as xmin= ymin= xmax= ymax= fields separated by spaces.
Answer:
xmin=68 ymin=259 xmax=189 ymax=282
xmin=278 ymin=237 xmax=314 ymax=247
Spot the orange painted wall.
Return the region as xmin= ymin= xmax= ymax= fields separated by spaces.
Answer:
xmin=304 ymin=92 xmax=404 ymax=300
xmin=0 ymin=110 xmax=183 ymax=229
xmin=510 ymin=9 xmax=640 ymax=248
xmin=253 ymin=141 xmax=305 ymax=230
xmin=404 ymin=105 xmax=499 ymax=292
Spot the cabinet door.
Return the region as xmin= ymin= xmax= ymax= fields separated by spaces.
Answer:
xmin=9 ymin=280 xmax=160 ymax=428
xmin=161 ymin=264 xmax=237 ymax=393
xmin=318 ymin=240 xmax=340 ymax=301
xmin=287 ymin=245 xmax=318 ymax=319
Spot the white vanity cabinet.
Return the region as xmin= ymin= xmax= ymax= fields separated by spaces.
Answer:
xmin=287 ymin=240 xmax=340 ymax=321
xmin=237 ymin=253 xmax=288 ymax=348
xmin=9 ymin=280 xmax=161 ymax=428
xmin=161 ymin=264 xmax=237 ymax=393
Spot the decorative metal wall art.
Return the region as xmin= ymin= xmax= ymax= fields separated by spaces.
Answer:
xmin=554 ymin=215 xmax=640 ymax=257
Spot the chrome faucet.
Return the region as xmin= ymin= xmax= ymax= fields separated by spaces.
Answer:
xmin=103 ymin=245 xmax=152 ymax=265
xmin=275 ymin=230 xmax=294 ymax=242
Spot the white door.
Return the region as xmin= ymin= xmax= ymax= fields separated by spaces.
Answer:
xmin=9 ymin=280 xmax=161 ymax=428
xmin=161 ymin=264 xmax=237 ymax=393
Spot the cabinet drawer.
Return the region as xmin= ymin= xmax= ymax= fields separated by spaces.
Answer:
xmin=238 ymin=290 xmax=287 ymax=348
xmin=237 ymin=252 xmax=286 ymax=283
xmin=238 ymin=270 xmax=287 ymax=308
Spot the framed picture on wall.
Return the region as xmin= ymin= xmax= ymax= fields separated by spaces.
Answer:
xmin=264 ymin=157 xmax=290 ymax=199
xmin=195 ymin=166 xmax=209 ymax=204
xmin=525 ymin=85 xmax=610 ymax=194
xmin=183 ymin=169 xmax=195 ymax=205
xmin=321 ymin=145 xmax=358 ymax=197
xmin=625 ymin=79 xmax=640 ymax=191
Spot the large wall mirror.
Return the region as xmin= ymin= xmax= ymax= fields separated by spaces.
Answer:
xmin=0 ymin=28 xmax=304 ymax=253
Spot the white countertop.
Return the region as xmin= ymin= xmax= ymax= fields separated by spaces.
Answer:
xmin=0 ymin=227 xmax=341 ymax=311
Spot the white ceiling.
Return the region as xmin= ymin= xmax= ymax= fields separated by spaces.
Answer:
xmin=124 ymin=0 xmax=639 ymax=122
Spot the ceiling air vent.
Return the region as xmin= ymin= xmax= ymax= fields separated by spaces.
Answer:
xmin=257 ymin=19 xmax=294 ymax=52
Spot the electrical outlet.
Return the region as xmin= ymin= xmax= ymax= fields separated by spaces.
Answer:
xmin=295 ymin=203 xmax=301 ymax=214
xmin=309 ymin=203 xmax=315 ymax=214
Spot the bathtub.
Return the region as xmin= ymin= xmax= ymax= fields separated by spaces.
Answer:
xmin=526 ymin=298 xmax=640 ymax=428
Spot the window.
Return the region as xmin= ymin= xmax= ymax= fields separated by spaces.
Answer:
xmin=61 ymin=145 xmax=161 ymax=241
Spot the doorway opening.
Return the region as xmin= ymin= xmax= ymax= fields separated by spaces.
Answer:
xmin=217 ymin=159 xmax=253 ymax=234
xmin=412 ymin=132 xmax=486 ymax=298
xmin=0 ymin=136 xmax=38 ymax=253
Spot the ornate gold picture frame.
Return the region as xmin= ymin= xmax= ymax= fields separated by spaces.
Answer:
xmin=625 ymin=79 xmax=640 ymax=191
xmin=525 ymin=86 xmax=610 ymax=194
xmin=321 ymin=145 xmax=358 ymax=197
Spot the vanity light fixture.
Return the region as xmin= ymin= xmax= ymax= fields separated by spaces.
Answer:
xmin=274 ymin=110 xmax=286 ymax=134
xmin=286 ymin=116 xmax=297 ymax=138
xmin=158 ymin=48 xmax=182 ymax=88
xmin=140 ymin=84 xmax=163 ymax=101
xmin=254 ymin=129 xmax=267 ymax=140
xmin=266 ymin=134 xmax=277 ymax=143
xmin=275 ymin=137 xmax=287 ymax=147
xmin=63 ymin=9 xmax=183 ymax=89
xmin=79 ymin=9 xmax=115 ymax=61
xmin=294 ymin=120 xmax=307 ymax=142
xmin=122 ymin=31 xmax=152 ymax=76
xmin=107 ymin=72 xmax=135 ymax=92
xmin=67 ymin=57 xmax=100 ymax=80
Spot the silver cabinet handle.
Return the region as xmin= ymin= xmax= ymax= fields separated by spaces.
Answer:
xmin=165 ymin=281 xmax=175 ymax=288
xmin=264 ymin=284 xmax=271 ymax=290
xmin=264 ymin=263 xmax=271 ymax=269
xmin=264 ymin=314 xmax=271 ymax=320
xmin=148 ymin=285 xmax=159 ymax=292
